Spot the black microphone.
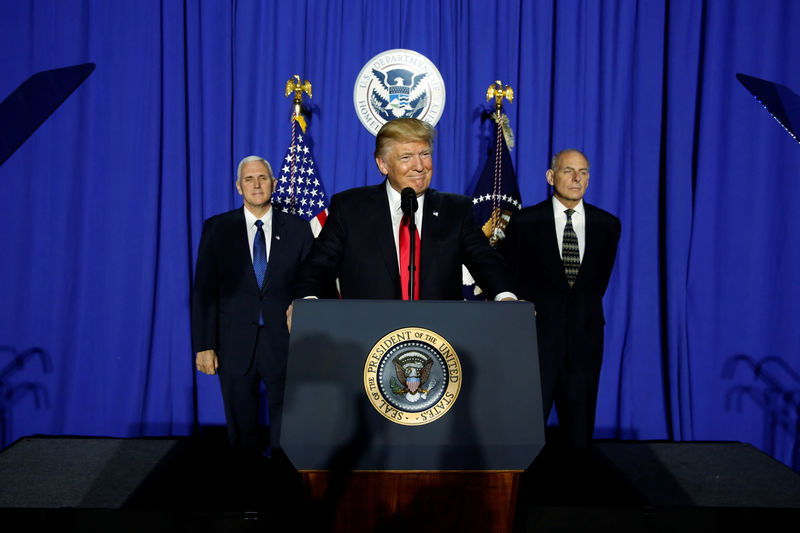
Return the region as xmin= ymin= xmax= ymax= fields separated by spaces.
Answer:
xmin=400 ymin=187 xmax=418 ymax=300
xmin=400 ymin=187 xmax=418 ymax=217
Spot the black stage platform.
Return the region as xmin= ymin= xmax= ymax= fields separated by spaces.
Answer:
xmin=1 ymin=432 xmax=799 ymax=532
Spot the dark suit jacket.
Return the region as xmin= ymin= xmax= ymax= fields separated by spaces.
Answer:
xmin=501 ymin=199 xmax=620 ymax=371
xmin=192 ymin=206 xmax=313 ymax=378
xmin=294 ymin=182 xmax=510 ymax=300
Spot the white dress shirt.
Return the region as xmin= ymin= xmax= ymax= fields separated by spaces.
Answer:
xmin=552 ymin=196 xmax=586 ymax=262
xmin=243 ymin=205 xmax=273 ymax=262
xmin=386 ymin=181 xmax=424 ymax=270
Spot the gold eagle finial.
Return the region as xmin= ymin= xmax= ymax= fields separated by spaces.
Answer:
xmin=285 ymin=75 xmax=312 ymax=132
xmin=486 ymin=80 xmax=513 ymax=113
xmin=486 ymin=80 xmax=515 ymax=150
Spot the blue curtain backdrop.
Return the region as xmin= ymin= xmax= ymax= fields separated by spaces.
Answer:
xmin=1 ymin=0 xmax=799 ymax=470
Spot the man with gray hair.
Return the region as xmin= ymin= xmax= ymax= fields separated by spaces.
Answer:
xmin=192 ymin=155 xmax=314 ymax=464
xmin=501 ymin=148 xmax=620 ymax=451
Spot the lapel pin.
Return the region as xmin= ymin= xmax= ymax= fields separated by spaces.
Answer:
xmin=275 ymin=235 xmax=281 ymax=240
xmin=433 ymin=211 xmax=439 ymax=217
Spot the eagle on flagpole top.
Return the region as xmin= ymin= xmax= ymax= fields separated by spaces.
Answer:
xmin=486 ymin=80 xmax=515 ymax=150
xmin=487 ymin=80 xmax=513 ymax=113
xmin=285 ymin=74 xmax=312 ymax=132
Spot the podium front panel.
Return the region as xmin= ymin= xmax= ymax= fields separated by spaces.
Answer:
xmin=282 ymin=299 xmax=544 ymax=470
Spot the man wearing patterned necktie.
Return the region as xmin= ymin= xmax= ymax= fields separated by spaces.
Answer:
xmin=501 ymin=149 xmax=620 ymax=451
xmin=192 ymin=156 xmax=313 ymax=461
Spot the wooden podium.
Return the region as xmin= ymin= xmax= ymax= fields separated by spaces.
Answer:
xmin=300 ymin=470 xmax=520 ymax=531
xmin=282 ymin=300 xmax=544 ymax=532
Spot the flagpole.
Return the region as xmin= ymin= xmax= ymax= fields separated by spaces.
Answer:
xmin=463 ymin=81 xmax=521 ymax=299
xmin=284 ymin=75 xmax=312 ymax=216
xmin=486 ymin=80 xmax=514 ymax=247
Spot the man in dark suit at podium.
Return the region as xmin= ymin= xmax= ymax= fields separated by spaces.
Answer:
xmin=192 ymin=155 xmax=313 ymax=457
xmin=289 ymin=117 xmax=514 ymax=316
xmin=501 ymin=149 xmax=620 ymax=450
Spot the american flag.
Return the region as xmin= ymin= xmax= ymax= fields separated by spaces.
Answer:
xmin=273 ymin=115 xmax=329 ymax=237
xmin=463 ymin=111 xmax=522 ymax=299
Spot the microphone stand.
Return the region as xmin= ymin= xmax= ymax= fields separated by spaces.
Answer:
xmin=408 ymin=214 xmax=416 ymax=300
xmin=401 ymin=187 xmax=418 ymax=300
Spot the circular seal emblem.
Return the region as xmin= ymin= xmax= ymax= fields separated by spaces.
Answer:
xmin=363 ymin=327 xmax=461 ymax=426
xmin=353 ymin=49 xmax=446 ymax=136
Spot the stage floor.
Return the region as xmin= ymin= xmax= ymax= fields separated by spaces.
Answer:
xmin=1 ymin=433 xmax=799 ymax=532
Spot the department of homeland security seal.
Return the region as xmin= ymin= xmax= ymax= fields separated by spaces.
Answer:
xmin=363 ymin=327 xmax=461 ymax=426
xmin=353 ymin=49 xmax=446 ymax=136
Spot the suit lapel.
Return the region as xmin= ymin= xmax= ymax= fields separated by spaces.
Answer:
xmin=572 ymin=203 xmax=598 ymax=290
xmin=229 ymin=207 xmax=261 ymax=292
xmin=367 ymin=183 xmax=400 ymax=281
xmin=535 ymin=202 xmax=569 ymax=288
xmin=419 ymin=188 xmax=440 ymax=294
xmin=262 ymin=208 xmax=285 ymax=294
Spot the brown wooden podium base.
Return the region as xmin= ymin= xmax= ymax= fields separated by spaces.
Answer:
xmin=300 ymin=470 xmax=521 ymax=532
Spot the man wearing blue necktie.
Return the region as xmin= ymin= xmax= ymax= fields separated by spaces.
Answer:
xmin=192 ymin=156 xmax=313 ymax=460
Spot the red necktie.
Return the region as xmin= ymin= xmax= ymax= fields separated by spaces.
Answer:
xmin=399 ymin=214 xmax=420 ymax=300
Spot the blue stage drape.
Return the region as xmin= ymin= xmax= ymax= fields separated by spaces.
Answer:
xmin=1 ymin=0 xmax=799 ymax=470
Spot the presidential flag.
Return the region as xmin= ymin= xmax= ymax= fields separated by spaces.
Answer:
xmin=463 ymin=112 xmax=522 ymax=299
xmin=273 ymin=115 xmax=329 ymax=237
